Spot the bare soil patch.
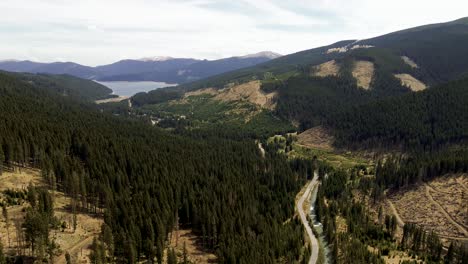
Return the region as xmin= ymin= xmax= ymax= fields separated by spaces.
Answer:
xmin=0 ymin=168 xmax=44 ymax=191
xmin=426 ymin=175 xmax=468 ymax=230
xmin=394 ymin=74 xmax=426 ymax=91
xmin=352 ymin=61 xmax=374 ymax=90
xmin=95 ymin=96 xmax=129 ymax=104
xmin=311 ymin=60 xmax=340 ymax=77
xmin=297 ymin=126 xmax=334 ymax=151
xmin=401 ymin=56 xmax=419 ymax=68
xmin=388 ymin=174 xmax=468 ymax=240
xmin=214 ymin=81 xmax=277 ymax=110
xmin=53 ymin=192 xmax=103 ymax=264
xmin=184 ymin=88 xmax=219 ymax=98
xmin=382 ymin=250 xmax=423 ymax=264
xmin=166 ymin=229 xmax=217 ymax=263
xmin=0 ymin=169 xmax=103 ymax=264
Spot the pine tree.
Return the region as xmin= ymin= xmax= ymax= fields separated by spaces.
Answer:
xmin=0 ymin=148 xmax=4 ymax=175
xmin=0 ymin=242 xmax=5 ymax=264
xmin=167 ymin=248 xmax=177 ymax=264
xmin=2 ymin=205 xmax=10 ymax=248
xmin=445 ymin=242 xmax=454 ymax=264
xmin=182 ymin=242 xmax=188 ymax=264
xmin=65 ymin=251 xmax=72 ymax=264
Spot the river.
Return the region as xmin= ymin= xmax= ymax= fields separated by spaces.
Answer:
xmin=309 ymin=180 xmax=332 ymax=264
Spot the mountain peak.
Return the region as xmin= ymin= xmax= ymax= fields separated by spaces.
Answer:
xmin=137 ymin=56 xmax=174 ymax=62
xmin=451 ymin=17 xmax=468 ymax=25
xmin=239 ymin=51 xmax=282 ymax=59
xmin=0 ymin=59 xmax=20 ymax=63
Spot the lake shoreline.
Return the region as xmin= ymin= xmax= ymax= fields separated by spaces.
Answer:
xmin=95 ymin=80 xmax=177 ymax=97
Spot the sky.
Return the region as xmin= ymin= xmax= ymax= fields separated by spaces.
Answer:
xmin=0 ymin=0 xmax=467 ymax=66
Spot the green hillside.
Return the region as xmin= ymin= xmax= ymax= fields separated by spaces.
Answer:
xmin=331 ymin=77 xmax=468 ymax=149
xmin=5 ymin=71 xmax=114 ymax=101
xmin=151 ymin=17 xmax=468 ymax=95
xmin=0 ymin=72 xmax=310 ymax=263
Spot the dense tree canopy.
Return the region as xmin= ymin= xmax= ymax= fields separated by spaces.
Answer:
xmin=0 ymin=72 xmax=308 ymax=263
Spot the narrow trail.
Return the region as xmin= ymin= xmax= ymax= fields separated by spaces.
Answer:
xmin=386 ymin=199 xmax=405 ymax=228
xmin=456 ymin=177 xmax=468 ymax=193
xmin=297 ymin=173 xmax=319 ymax=264
xmin=424 ymin=183 xmax=468 ymax=236
xmin=55 ymin=235 xmax=96 ymax=264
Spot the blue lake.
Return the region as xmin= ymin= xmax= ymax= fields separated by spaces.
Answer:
xmin=96 ymin=81 xmax=177 ymax=97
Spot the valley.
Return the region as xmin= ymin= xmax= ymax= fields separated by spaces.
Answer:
xmin=1 ymin=14 xmax=468 ymax=264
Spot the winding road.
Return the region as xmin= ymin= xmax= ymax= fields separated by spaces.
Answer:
xmin=297 ymin=173 xmax=319 ymax=264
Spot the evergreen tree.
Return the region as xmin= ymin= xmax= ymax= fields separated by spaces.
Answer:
xmin=0 ymin=242 xmax=5 ymax=264
xmin=2 ymin=205 xmax=10 ymax=248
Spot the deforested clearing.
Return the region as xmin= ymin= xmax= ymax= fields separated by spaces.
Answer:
xmin=297 ymin=126 xmax=334 ymax=151
xmin=311 ymin=60 xmax=340 ymax=77
xmin=184 ymin=87 xmax=218 ymax=97
xmin=95 ymin=96 xmax=129 ymax=104
xmin=394 ymin=73 xmax=427 ymax=91
xmin=401 ymin=56 xmax=419 ymax=68
xmin=214 ymin=80 xmax=277 ymax=109
xmin=352 ymin=61 xmax=374 ymax=90
xmin=0 ymin=168 xmax=103 ymax=264
xmin=387 ymin=174 xmax=468 ymax=241
xmin=166 ymin=229 xmax=217 ymax=264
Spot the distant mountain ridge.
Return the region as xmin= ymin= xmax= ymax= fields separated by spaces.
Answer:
xmin=0 ymin=51 xmax=282 ymax=84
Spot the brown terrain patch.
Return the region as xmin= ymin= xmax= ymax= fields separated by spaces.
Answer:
xmin=387 ymin=174 xmax=468 ymax=241
xmin=214 ymin=80 xmax=277 ymax=110
xmin=401 ymin=56 xmax=419 ymax=68
xmin=336 ymin=215 xmax=348 ymax=234
xmin=311 ymin=60 xmax=340 ymax=77
xmin=352 ymin=61 xmax=374 ymax=90
xmin=166 ymin=229 xmax=217 ymax=264
xmin=297 ymin=126 xmax=334 ymax=151
xmin=394 ymin=74 xmax=426 ymax=92
xmin=95 ymin=96 xmax=129 ymax=104
xmin=0 ymin=168 xmax=103 ymax=264
xmin=382 ymin=249 xmax=424 ymax=264
xmin=184 ymin=88 xmax=219 ymax=98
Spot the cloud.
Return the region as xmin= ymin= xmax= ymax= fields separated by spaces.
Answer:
xmin=0 ymin=0 xmax=466 ymax=65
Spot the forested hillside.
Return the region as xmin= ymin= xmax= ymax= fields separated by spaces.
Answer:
xmin=331 ymin=77 xmax=468 ymax=149
xmin=163 ymin=17 xmax=468 ymax=94
xmin=359 ymin=17 xmax=468 ymax=84
xmin=4 ymin=71 xmax=113 ymax=101
xmin=0 ymin=72 xmax=311 ymax=263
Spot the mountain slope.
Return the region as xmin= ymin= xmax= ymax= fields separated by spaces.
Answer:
xmin=173 ymin=17 xmax=468 ymax=92
xmin=97 ymin=53 xmax=281 ymax=83
xmin=131 ymin=17 xmax=468 ymax=151
xmin=1 ymin=71 xmax=113 ymax=101
xmin=0 ymin=52 xmax=281 ymax=84
xmin=0 ymin=71 xmax=308 ymax=263
xmin=330 ymin=77 xmax=468 ymax=149
xmin=0 ymin=61 xmax=96 ymax=79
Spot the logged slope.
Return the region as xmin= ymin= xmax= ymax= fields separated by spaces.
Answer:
xmin=359 ymin=17 xmax=468 ymax=84
xmin=167 ymin=17 xmax=468 ymax=94
xmin=0 ymin=72 xmax=308 ymax=263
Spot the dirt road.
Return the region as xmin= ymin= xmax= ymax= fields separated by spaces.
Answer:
xmin=297 ymin=173 xmax=319 ymax=264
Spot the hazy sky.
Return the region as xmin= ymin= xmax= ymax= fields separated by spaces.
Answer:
xmin=1 ymin=0 xmax=466 ymax=66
